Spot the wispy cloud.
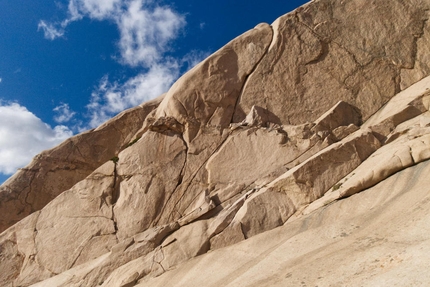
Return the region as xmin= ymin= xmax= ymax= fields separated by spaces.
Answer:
xmin=53 ymin=103 xmax=76 ymax=123
xmin=181 ymin=50 xmax=211 ymax=71
xmin=40 ymin=0 xmax=209 ymax=129
xmin=87 ymin=62 xmax=179 ymax=128
xmin=39 ymin=0 xmax=186 ymax=67
xmin=38 ymin=20 xmax=66 ymax=40
xmin=0 ymin=102 xmax=73 ymax=175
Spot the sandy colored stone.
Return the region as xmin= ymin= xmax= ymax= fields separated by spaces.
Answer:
xmin=229 ymin=129 xmax=380 ymax=238
xmin=206 ymin=101 xmax=357 ymax=189
xmin=234 ymin=0 xmax=429 ymax=126
xmin=209 ymin=222 xmax=245 ymax=251
xmin=2 ymin=1 xmax=430 ymax=286
xmin=0 ymin=161 xmax=118 ymax=286
xmin=312 ymin=100 xmax=362 ymax=132
xmin=155 ymin=23 xmax=273 ymax=144
xmin=139 ymin=160 xmax=430 ymax=287
xmin=0 ymin=96 xmax=163 ymax=233
xmin=332 ymin=123 xmax=360 ymax=140
xmin=178 ymin=190 xmax=216 ymax=226
xmin=114 ymin=131 xmax=186 ymax=240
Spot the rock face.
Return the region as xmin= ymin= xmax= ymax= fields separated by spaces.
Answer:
xmin=2 ymin=0 xmax=430 ymax=286
xmin=0 ymin=96 xmax=163 ymax=233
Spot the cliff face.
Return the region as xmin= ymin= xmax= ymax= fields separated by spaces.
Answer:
xmin=2 ymin=0 xmax=430 ymax=286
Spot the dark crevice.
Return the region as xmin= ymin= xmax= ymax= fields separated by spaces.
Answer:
xmin=111 ymin=161 xmax=122 ymax=206
xmin=239 ymin=223 xmax=248 ymax=240
xmin=22 ymin=173 xmax=36 ymax=213
xmin=231 ymin=24 xmax=274 ymax=124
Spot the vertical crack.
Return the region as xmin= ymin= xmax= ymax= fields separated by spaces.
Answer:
xmin=153 ymin=134 xmax=189 ymax=226
xmin=111 ymin=161 xmax=120 ymax=205
xmin=231 ymin=24 xmax=274 ymax=123
xmin=165 ymin=131 xmax=235 ymax=223
xmin=108 ymin=160 xmax=119 ymax=238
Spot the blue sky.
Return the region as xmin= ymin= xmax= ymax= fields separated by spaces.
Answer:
xmin=0 ymin=0 xmax=308 ymax=184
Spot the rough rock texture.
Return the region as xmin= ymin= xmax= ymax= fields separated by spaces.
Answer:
xmin=0 ymin=96 xmax=163 ymax=233
xmin=2 ymin=0 xmax=430 ymax=286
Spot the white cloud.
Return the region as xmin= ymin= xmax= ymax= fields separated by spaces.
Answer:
xmin=0 ymin=78 xmax=2 ymax=83
xmin=87 ymin=62 xmax=179 ymax=128
xmin=117 ymin=1 xmax=186 ymax=67
xmin=0 ymin=103 xmax=73 ymax=175
xmin=69 ymin=0 xmax=121 ymax=20
xmin=40 ymin=0 xmax=210 ymax=129
xmin=53 ymin=103 xmax=76 ymax=123
xmin=181 ymin=50 xmax=211 ymax=71
xmin=39 ymin=0 xmax=186 ymax=68
xmin=38 ymin=20 xmax=66 ymax=40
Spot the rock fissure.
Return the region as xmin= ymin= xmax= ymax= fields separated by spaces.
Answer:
xmin=22 ymin=174 xmax=36 ymax=211
xmin=153 ymin=135 xmax=189 ymax=226
xmin=4 ymin=1 xmax=430 ymax=286
xmin=164 ymin=132 xmax=234 ymax=223
xmin=112 ymin=161 xmax=119 ymax=205
xmin=231 ymin=24 xmax=274 ymax=124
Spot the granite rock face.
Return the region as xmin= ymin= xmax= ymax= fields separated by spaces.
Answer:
xmin=2 ymin=0 xmax=430 ymax=286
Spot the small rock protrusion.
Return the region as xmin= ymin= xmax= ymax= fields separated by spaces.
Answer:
xmin=149 ymin=117 xmax=184 ymax=134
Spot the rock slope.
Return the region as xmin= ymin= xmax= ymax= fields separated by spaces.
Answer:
xmin=1 ymin=0 xmax=430 ymax=286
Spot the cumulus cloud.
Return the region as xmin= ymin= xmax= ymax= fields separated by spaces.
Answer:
xmin=0 ymin=103 xmax=73 ymax=175
xmin=53 ymin=103 xmax=76 ymax=123
xmin=39 ymin=0 xmax=186 ymax=67
xmin=40 ymin=0 xmax=210 ymax=129
xmin=117 ymin=1 xmax=185 ymax=67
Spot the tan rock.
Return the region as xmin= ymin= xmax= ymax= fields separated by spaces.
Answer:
xmin=234 ymin=0 xmax=429 ymax=126
xmin=0 ymin=96 xmax=163 ymax=233
xmin=0 ymin=161 xmax=118 ymax=286
xmin=206 ymin=101 xmax=356 ymax=191
xmin=145 ymin=23 xmax=274 ymax=226
xmin=312 ymin=100 xmax=362 ymax=132
xmin=332 ymin=124 xmax=360 ymax=140
xmin=114 ymin=131 xmax=186 ymax=240
xmin=155 ymin=23 xmax=273 ymax=143
xmin=231 ymin=129 xmax=380 ymax=238
xmin=139 ymin=160 xmax=430 ymax=287
xmin=2 ymin=0 xmax=430 ymax=286
xmin=209 ymin=222 xmax=245 ymax=251
xmin=178 ymin=190 xmax=216 ymax=226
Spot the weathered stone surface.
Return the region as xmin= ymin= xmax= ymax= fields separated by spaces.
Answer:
xmin=234 ymin=0 xmax=430 ymax=125
xmin=230 ymin=129 xmax=380 ymax=238
xmin=140 ymin=160 xmax=430 ymax=287
xmin=114 ymin=131 xmax=186 ymax=240
xmin=332 ymin=123 xmax=359 ymax=140
xmin=155 ymin=23 xmax=273 ymax=143
xmin=144 ymin=22 xmax=274 ymax=228
xmin=0 ymin=96 xmax=163 ymax=233
xmin=2 ymin=0 xmax=430 ymax=286
xmin=312 ymin=100 xmax=361 ymax=132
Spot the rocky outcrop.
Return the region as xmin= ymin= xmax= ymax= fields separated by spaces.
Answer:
xmin=0 ymin=96 xmax=163 ymax=233
xmin=2 ymin=0 xmax=430 ymax=286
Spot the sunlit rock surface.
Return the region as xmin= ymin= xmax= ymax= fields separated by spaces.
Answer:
xmin=2 ymin=0 xmax=430 ymax=286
